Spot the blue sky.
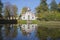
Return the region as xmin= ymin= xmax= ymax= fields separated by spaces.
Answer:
xmin=2 ymin=0 xmax=60 ymax=15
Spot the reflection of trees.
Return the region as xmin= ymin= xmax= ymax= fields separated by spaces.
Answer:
xmin=4 ymin=24 xmax=11 ymax=36
xmin=12 ymin=25 xmax=17 ymax=38
xmin=37 ymin=27 xmax=60 ymax=40
xmin=0 ymin=25 xmax=3 ymax=40
xmin=0 ymin=29 xmax=3 ymax=40
xmin=4 ymin=24 xmax=17 ymax=38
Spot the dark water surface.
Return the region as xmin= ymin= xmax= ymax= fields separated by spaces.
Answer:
xmin=0 ymin=24 xmax=60 ymax=40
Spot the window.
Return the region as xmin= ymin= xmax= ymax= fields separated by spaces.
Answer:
xmin=32 ymin=17 xmax=34 ymax=19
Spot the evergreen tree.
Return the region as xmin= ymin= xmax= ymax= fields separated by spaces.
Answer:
xmin=50 ymin=0 xmax=57 ymax=11
xmin=36 ymin=0 xmax=48 ymax=13
xmin=58 ymin=3 xmax=60 ymax=8
xmin=57 ymin=3 xmax=60 ymax=12
xmin=0 ymin=0 xmax=3 ymax=17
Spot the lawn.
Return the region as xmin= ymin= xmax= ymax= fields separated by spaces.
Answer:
xmin=18 ymin=20 xmax=39 ymax=24
xmin=38 ymin=21 xmax=60 ymax=28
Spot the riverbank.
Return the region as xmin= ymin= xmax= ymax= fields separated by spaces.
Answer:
xmin=18 ymin=20 xmax=39 ymax=24
xmin=0 ymin=19 xmax=17 ymax=24
xmin=18 ymin=20 xmax=60 ymax=28
xmin=38 ymin=21 xmax=60 ymax=28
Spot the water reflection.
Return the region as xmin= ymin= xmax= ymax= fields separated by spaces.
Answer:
xmin=0 ymin=24 xmax=3 ymax=40
xmin=0 ymin=24 xmax=39 ymax=40
xmin=18 ymin=24 xmax=39 ymax=40
xmin=0 ymin=24 xmax=60 ymax=40
xmin=20 ymin=24 xmax=37 ymax=33
xmin=1 ymin=24 xmax=18 ymax=40
xmin=37 ymin=26 xmax=60 ymax=40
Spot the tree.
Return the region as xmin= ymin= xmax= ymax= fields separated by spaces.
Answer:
xmin=4 ymin=2 xmax=18 ymax=19
xmin=35 ymin=0 xmax=48 ymax=20
xmin=11 ymin=5 xmax=18 ymax=19
xmin=36 ymin=0 xmax=48 ymax=13
xmin=0 ymin=0 xmax=3 ymax=14
xmin=40 ymin=0 xmax=48 ymax=11
xmin=4 ymin=3 xmax=11 ymax=19
xmin=0 ymin=0 xmax=3 ymax=18
xmin=50 ymin=0 xmax=57 ymax=11
xmin=58 ymin=3 xmax=60 ymax=8
xmin=20 ymin=7 xmax=28 ymax=18
xmin=57 ymin=3 xmax=60 ymax=12
xmin=21 ymin=7 xmax=28 ymax=14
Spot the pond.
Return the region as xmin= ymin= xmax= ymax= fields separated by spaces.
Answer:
xmin=0 ymin=24 xmax=60 ymax=40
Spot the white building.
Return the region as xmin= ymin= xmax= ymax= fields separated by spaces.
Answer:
xmin=21 ymin=8 xmax=36 ymax=20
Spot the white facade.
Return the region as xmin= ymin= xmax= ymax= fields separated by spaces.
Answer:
xmin=21 ymin=8 xmax=37 ymax=20
xmin=21 ymin=11 xmax=36 ymax=20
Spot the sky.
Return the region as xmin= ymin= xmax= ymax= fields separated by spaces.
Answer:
xmin=1 ymin=0 xmax=60 ymax=15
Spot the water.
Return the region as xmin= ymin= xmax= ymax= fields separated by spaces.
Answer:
xmin=0 ymin=24 xmax=39 ymax=40
xmin=0 ymin=24 xmax=60 ymax=40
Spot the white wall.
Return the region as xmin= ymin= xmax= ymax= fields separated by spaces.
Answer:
xmin=21 ymin=12 xmax=36 ymax=20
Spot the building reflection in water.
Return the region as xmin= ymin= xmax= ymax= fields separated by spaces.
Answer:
xmin=0 ymin=24 xmax=39 ymax=40
xmin=20 ymin=24 xmax=37 ymax=36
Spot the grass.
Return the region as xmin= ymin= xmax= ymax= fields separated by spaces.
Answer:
xmin=38 ymin=21 xmax=60 ymax=28
xmin=18 ymin=20 xmax=27 ymax=24
xmin=18 ymin=20 xmax=39 ymax=24
xmin=31 ymin=20 xmax=39 ymax=24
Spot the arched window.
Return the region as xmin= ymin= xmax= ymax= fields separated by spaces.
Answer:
xmin=32 ymin=17 xmax=34 ymax=19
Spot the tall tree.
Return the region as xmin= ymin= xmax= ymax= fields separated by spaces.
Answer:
xmin=0 ymin=0 xmax=3 ymax=17
xmin=4 ymin=2 xmax=18 ymax=19
xmin=35 ymin=0 xmax=48 ymax=20
xmin=58 ymin=3 xmax=60 ymax=8
xmin=12 ymin=5 xmax=18 ymax=19
xmin=4 ymin=3 xmax=11 ymax=19
xmin=50 ymin=0 xmax=57 ymax=11
xmin=57 ymin=3 xmax=60 ymax=12
xmin=36 ymin=0 xmax=48 ymax=13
